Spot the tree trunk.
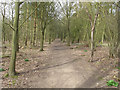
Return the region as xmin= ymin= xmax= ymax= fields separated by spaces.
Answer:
xmin=40 ymin=30 xmax=44 ymax=51
xmin=90 ymin=28 xmax=94 ymax=61
xmin=30 ymin=8 xmax=33 ymax=45
xmin=33 ymin=2 xmax=37 ymax=46
xmin=67 ymin=18 xmax=70 ymax=46
xmin=101 ymin=30 xmax=105 ymax=44
xmin=90 ymin=14 xmax=98 ymax=62
xmin=9 ymin=2 xmax=20 ymax=76
xmin=108 ymin=3 xmax=120 ymax=58
xmin=117 ymin=2 xmax=120 ymax=60
xmin=25 ymin=3 xmax=29 ymax=46
xmin=49 ymin=33 xmax=51 ymax=44
xmin=16 ymin=29 xmax=19 ymax=52
xmin=2 ymin=4 xmax=6 ymax=44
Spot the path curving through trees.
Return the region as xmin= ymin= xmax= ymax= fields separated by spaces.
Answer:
xmin=26 ymin=39 xmax=98 ymax=88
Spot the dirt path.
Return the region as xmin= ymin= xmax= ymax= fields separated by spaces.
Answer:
xmin=24 ymin=39 xmax=98 ymax=88
xmin=2 ymin=39 xmax=119 ymax=88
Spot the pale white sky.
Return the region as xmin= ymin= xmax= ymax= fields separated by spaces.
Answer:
xmin=0 ymin=0 xmax=119 ymax=3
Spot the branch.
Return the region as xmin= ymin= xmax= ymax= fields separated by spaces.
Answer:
xmin=19 ymin=2 xmax=41 ymax=29
xmin=1 ymin=12 xmax=4 ymax=17
xmin=56 ymin=18 xmax=65 ymax=24
xmin=5 ymin=23 xmax=15 ymax=31
xmin=58 ymin=2 xmax=66 ymax=16
xmin=85 ymin=8 xmax=93 ymax=27
xmin=113 ymin=2 xmax=120 ymax=8
xmin=19 ymin=0 xmax=29 ymax=5
xmin=92 ymin=13 xmax=99 ymax=31
xmin=19 ymin=2 xmax=24 ymax=5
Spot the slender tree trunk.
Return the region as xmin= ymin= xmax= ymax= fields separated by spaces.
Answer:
xmin=90 ymin=28 xmax=94 ymax=61
xmin=11 ymin=4 xmax=14 ymax=26
xmin=60 ymin=31 xmax=63 ymax=41
xmin=67 ymin=17 xmax=70 ymax=46
xmin=2 ymin=17 xmax=5 ymax=44
xmin=40 ymin=30 xmax=44 ymax=51
xmin=49 ymin=33 xmax=51 ymax=44
xmin=101 ymin=27 xmax=105 ymax=44
xmin=33 ymin=2 xmax=37 ymax=46
xmin=25 ymin=3 xmax=29 ymax=46
xmin=16 ymin=3 xmax=19 ymax=52
xmin=30 ymin=9 xmax=33 ymax=45
xmin=2 ymin=4 xmax=6 ymax=44
xmin=90 ymin=13 xmax=98 ymax=62
xmin=117 ymin=2 xmax=120 ymax=60
xmin=9 ymin=2 xmax=20 ymax=76
xmin=108 ymin=4 xmax=120 ymax=58
xmin=62 ymin=32 xmax=65 ymax=42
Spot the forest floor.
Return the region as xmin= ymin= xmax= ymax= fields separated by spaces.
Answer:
xmin=1 ymin=39 xmax=119 ymax=88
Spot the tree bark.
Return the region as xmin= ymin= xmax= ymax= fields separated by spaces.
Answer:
xmin=25 ymin=3 xmax=29 ymax=46
xmin=90 ymin=13 xmax=98 ymax=62
xmin=2 ymin=4 xmax=6 ymax=44
xmin=117 ymin=2 xmax=120 ymax=62
xmin=9 ymin=2 xmax=20 ymax=76
xmin=33 ymin=2 xmax=37 ymax=46
xmin=40 ymin=30 xmax=44 ymax=51
xmin=49 ymin=33 xmax=51 ymax=44
xmin=67 ymin=17 xmax=70 ymax=46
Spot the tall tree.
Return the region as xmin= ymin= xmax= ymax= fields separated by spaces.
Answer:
xmin=25 ymin=3 xmax=29 ymax=46
xmin=117 ymin=1 xmax=120 ymax=60
xmin=85 ymin=3 xmax=99 ymax=62
xmin=33 ymin=2 xmax=37 ymax=46
xmin=2 ymin=3 xmax=6 ymax=44
xmin=59 ymin=1 xmax=73 ymax=46
xmin=9 ymin=2 xmax=21 ymax=76
xmin=39 ymin=2 xmax=55 ymax=51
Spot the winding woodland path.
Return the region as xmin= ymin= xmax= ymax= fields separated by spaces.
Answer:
xmin=26 ymin=39 xmax=100 ymax=88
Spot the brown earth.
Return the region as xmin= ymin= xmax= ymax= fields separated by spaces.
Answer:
xmin=1 ymin=39 xmax=119 ymax=88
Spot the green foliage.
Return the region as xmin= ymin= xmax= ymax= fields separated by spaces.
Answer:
xmin=107 ymin=80 xmax=118 ymax=87
xmin=0 ymin=68 xmax=5 ymax=72
xmin=116 ymin=67 xmax=120 ymax=70
xmin=84 ymin=50 xmax=88 ymax=52
xmin=24 ymin=59 xmax=29 ymax=61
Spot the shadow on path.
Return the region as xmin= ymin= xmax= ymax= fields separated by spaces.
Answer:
xmin=19 ymin=58 xmax=81 ymax=75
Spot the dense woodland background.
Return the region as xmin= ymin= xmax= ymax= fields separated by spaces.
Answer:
xmin=0 ymin=1 xmax=120 ymax=82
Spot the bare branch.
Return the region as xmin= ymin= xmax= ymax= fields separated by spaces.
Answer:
xmin=85 ymin=8 xmax=93 ymax=28
xmin=19 ymin=2 xmax=41 ymax=29
xmin=19 ymin=2 xmax=24 ymax=5
xmin=58 ymin=2 xmax=66 ymax=16
xmin=57 ymin=18 xmax=65 ymax=24
xmin=5 ymin=23 xmax=15 ymax=31
xmin=92 ymin=13 xmax=99 ymax=31
xmin=113 ymin=2 xmax=120 ymax=8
